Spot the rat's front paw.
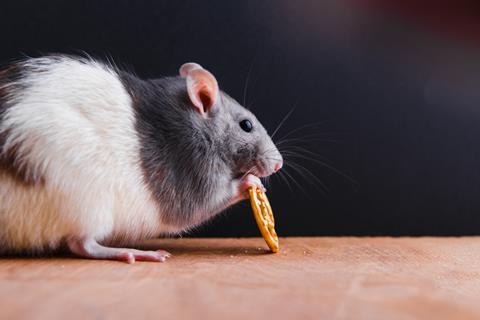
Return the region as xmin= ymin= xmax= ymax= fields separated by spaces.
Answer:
xmin=233 ymin=174 xmax=265 ymax=202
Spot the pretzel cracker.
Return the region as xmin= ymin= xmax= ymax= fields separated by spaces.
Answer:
xmin=248 ymin=186 xmax=279 ymax=253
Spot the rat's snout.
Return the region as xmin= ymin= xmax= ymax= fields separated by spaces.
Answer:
xmin=273 ymin=159 xmax=283 ymax=173
xmin=256 ymin=142 xmax=283 ymax=177
xmin=269 ymin=151 xmax=283 ymax=174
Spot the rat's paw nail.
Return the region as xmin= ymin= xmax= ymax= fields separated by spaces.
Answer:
xmin=233 ymin=174 xmax=265 ymax=203
xmin=126 ymin=252 xmax=135 ymax=264
xmin=243 ymin=174 xmax=263 ymax=189
xmin=156 ymin=250 xmax=171 ymax=259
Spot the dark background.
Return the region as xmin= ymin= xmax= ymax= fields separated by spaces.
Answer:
xmin=1 ymin=0 xmax=480 ymax=236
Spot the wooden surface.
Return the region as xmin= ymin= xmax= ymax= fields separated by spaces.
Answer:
xmin=1 ymin=237 xmax=480 ymax=320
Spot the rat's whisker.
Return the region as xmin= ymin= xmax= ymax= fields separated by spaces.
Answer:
xmin=243 ymin=52 xmax=258 ymax=107
xmin=257 ymin=147 xmax=282 ymax=158
xmin=278 ymin=146 xmax=334 ymax=164
xmin=280 ymin=146 xmax=356 ymax=184
xmin=276 ymin=136 xmax=343 ymax=146
xmin=285 ymin=162 xmax=328 ymax=194
xmin=270 ymin=103 xmax=298 ymax=139
xmin=276 ymin=120 xmax=331 ymax=142
xmin=261 ymin=175 xmax=270 ymax=189
xmin=264 ymin=157 xmax=283 ymax=163
xmin=281 ymin=167 xmax=310 ymax=197
xmin=240 ymin=167 xmax=256 ymax=180
xmin=285 ymin=163 xmax=325 ymax=195
xmin=286 ymin=153 xmax=356 ymax=184
xmin=276 ymin=131 xmax=346 ymax=144
xmin=276 ymin=170 xmax=293 ymax=193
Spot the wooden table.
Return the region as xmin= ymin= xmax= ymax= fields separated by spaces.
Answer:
xmin=1 ymin=237 xmax=480 ymax=320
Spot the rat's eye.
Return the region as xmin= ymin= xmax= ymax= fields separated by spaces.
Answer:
xmin=239 ymin=119 xmax=253 ymax=132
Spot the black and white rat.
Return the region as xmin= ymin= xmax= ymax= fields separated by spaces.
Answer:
xmin=0 ymin=56 xmax=283 ymax=263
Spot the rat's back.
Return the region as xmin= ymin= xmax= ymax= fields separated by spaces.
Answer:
xmin=0 ymin=56 xmax=163 ymax=254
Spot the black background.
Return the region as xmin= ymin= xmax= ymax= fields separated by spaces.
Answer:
xmin=2 ymin=1 xmax=480 ymax=236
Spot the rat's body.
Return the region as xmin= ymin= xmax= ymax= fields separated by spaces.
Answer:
xmin=0 ymin=56 xmax=282 ymax=262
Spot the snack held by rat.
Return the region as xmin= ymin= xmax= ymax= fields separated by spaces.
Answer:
xmin=248 ymin=186 xmax=279 ymax=253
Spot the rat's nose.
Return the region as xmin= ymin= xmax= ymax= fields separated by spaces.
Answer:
xmin=273 ymin=160 xmax=283 ymax=173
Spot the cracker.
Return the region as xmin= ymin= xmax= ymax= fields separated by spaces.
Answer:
xmin=248 ymin=186 xmax=279 ymax=253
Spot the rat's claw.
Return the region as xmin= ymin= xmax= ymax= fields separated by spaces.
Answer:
xmin=243 ymin=174 xmax=266 ymax=192
xmin=125 ymin=252 xmax=135 ymax=264
xmin=236 ymin=174 xmax=265 ymax=200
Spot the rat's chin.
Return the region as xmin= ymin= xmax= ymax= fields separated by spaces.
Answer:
xmin=254 ymin=170 xmax=271 ymax=178
xmin=251 ymin=164 xmax=273 ymax=178
xmin=236 ymin=162 xmax=274 ymax=179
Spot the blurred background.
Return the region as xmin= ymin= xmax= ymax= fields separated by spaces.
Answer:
xmin=1 ymin=0 xmax=479 ymax=236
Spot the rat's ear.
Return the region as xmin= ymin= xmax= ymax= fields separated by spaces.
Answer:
xmin=179 ymin=62 xmax=219 ymax=115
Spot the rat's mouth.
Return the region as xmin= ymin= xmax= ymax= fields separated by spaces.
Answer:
xmin=252 ymin=160 xmax=272 ymax=178
xmin=236 ymin=164 xmax=268 ymax=179
xmin=236 ymin=158 xmax=278 ymax=179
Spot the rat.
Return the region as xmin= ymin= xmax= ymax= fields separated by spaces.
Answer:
xmin=0 ymin=55 xmax=283 ymax=263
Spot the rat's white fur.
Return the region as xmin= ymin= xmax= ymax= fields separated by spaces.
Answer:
xmin=0 ymin=57 xmax=178 ymax=253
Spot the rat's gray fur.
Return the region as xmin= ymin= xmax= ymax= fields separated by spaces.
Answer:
xmin=121 ymin=72 xmax=280 ymax=231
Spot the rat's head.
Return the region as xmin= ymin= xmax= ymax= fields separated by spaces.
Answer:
xmin=179 ymin=63 xmax=283 ymax=178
